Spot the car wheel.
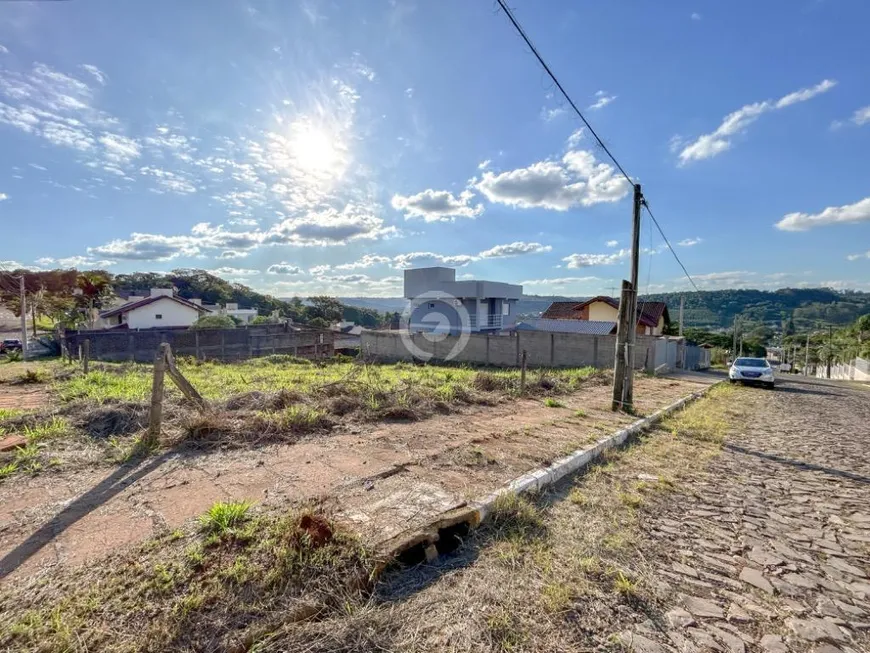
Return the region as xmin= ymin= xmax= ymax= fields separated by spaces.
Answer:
xmin=766 ymin=382 xmax=775 ymax=390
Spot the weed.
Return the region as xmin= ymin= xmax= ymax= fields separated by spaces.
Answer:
xmin=541 ymin=582 xmax=573 ymax=613
xmin=23 ymin=417 xmax=69 ymax=442
xmin=568 ymin=488 xmax=588 ymax=506
xmin=489 ymin=492 xmax=545 ymax=542
xmin=574 ymin=409 xmax=587 ymax=418
xmin=486 ymin=607 xmax=527 ymax=652
xmin=0 ymin=461 xmax=19 ymax=479
xmin=613 ymin=570 xmax=638 ymax=596
xmin=543 ymin=398 xmax=564 ymax=408
xmin=198 ymin=500 xmax=254 ymax=536
xmin=618 ymin=492 xmax=644 ymax=509
xmin=16 ymin=369 xmax=45 ymax=384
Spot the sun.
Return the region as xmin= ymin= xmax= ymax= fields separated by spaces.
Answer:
xmin=287 ymin=120 xmax=343 ymax=177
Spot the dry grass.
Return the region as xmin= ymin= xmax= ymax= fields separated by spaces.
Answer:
xmin=0 ymin=505 xmax=375 ymax=653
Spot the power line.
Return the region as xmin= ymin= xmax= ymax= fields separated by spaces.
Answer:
xmin=642 ymin=200 xmax=700 ymax=292
xmin=495 ymin=0 xmax=633 ymax=185
xmin=494 ymin=0 xmax=700 ymax=294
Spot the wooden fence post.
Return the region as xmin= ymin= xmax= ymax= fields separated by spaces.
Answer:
xmin=164 ymin=344 xmax=208 ymax=412
xmin=520 ymin=349 xmax=528 ymax=395
xmin=82 ymin=339 xmax=90 ymax=375
xmin=146 ymin=342 xmax=169 ymax=445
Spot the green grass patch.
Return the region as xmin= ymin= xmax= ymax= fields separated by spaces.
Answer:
xmin=198 ymin=500 xmax=254 ymax=536
xmin=543 ymin=398 xmax=564 ymax=408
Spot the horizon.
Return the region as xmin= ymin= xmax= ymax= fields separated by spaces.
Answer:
xmin=2 ymin=1 xmax=869 ymax=296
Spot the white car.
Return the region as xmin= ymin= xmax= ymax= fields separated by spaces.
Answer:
xmin=729 ymin=357 xmax=775 ymax=389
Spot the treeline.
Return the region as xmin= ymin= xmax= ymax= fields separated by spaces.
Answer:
xmin=643 ymin=288 xmax=870 ymax=330
xmin=0 ymin=268 xmax=392 ymax=331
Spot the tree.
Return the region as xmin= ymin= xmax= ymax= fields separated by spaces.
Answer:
xmin=306 ymin=296 xmax=343 ymax=324
xmin=191 ymin=315 xmax=236 ymax=329
xmin=307 ymin=317 xmax=329 ymax=329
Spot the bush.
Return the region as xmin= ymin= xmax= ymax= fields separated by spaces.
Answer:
xmin=191 ymin=315 xmax=236 ymax=329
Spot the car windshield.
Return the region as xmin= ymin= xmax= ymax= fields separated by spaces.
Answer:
xmin=734 ymin=358 xmax=768 ymax=368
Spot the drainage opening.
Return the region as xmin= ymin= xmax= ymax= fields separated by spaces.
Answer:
xmin=395 ymin=540 xmax=431 ymax=566
xmin=435 ymin=521 xmax=471 ymax=555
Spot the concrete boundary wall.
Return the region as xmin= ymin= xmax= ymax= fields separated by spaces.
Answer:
xmin=65 ymin=325 xmax=334 ymax=363
xmin=361 ymin=330 xmax=657 ymax=370
xmin=817 ymin=357 xmax=870 ymax=382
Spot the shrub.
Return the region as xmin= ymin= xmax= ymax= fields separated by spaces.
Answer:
xmin=191 ymin=315 xmax=237 ymax=329
xmin=198 ymin=500 xmax=253 ymax=535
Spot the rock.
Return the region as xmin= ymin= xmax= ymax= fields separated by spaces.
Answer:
xmin=667 ymin=608 xmax=697 ymax=629
xmin=832 ymin=600 xmax=865 ymax=617
xmin=813 ymin=646 xmax=844 ymax=653
xmin=682 ymin=595 xmax=726 ymax=619
xmin=739 ymin=567 xmax=774 ymax=594
xmin=782 ymin=572 xmax=818 ymax=589
xmin=759 ymin=634 xmax=788 ymax=653
xmin=638 ymin=473 xmax=660 ymax=482
xmin=747 ymin=546 xmax=785 ymax=567
xmin=673 ymin=562 xmax=701 ymax=579
xmin=826 ymin=557 xmax=867 ymax=579
xmin=668 ymin=630 xmax=699 ymax=653
xmin=850 ymin=621 xmax=870 ymax=631
xmin=726 ymin=603 xmax=752 ymax=624
xmin=0 ymin=434 xmax=27 ymax=452
xmin=786 ymin=617 xmax=846 ymax=643
xmin=617 ymin=631 xmax=666 ymax=653
xmin=705 ymin=625 xmax=746 ymax=653
xmin=816 ymin=596 xmax=843 ymax=618
xmin=847 ymin=582 xmax=870 ymax=600
xmin=687 ymin=628 xmax=724 ymax=651
xmin=781 ymin=598 xmax=809 ymax=614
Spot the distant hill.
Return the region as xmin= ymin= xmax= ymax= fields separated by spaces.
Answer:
xmin=641 ymin=288 xmax=870 ymax=330
xmin=335 ymin=295 xmax=591 ymax=317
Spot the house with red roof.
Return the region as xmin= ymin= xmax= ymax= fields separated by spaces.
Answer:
xmin=541 ymin=296 xmax=670 ymax=336
xmin=97 ymin=288 xmax=211 ymax=329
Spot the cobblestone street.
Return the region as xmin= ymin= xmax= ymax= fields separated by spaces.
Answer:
xmin=636 ymin=377 xmax=870 ymax=653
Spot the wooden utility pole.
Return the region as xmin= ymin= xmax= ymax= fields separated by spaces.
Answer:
xmin=82 ymin=339 xmax=90 ymax=375
xmin=731 ymin=316 xmax=739 ymax=362
xmin=678 ymin=294 xmax=684 ymax=337
xmin=19 ymin=276 xmax=28 ymax=361
xmin=612 ymin=184 xmax=642 ymax=411
xmin=826 ymin=325 xmax=833 ymax=379
xmin=520 ymin=349 xmax=527 ymax=395
xmin=147 ymin=343 xmax=169 ymax=445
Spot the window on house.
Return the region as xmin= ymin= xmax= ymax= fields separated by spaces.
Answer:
xmin=428 ymin=302 xmax=436 ymax=309
xmin=155 ymin=314 xmax=163 ymax=320
xmin=502 ymin=303 xmax=510 ymax=316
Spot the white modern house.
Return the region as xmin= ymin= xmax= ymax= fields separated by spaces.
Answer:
xmin=97 ymin=288 xmax=210 ymax=329
xmin=202 ymin=302 xmax=259 ymax=324
xmin=404 ymin=267 xmax=522 ymax=334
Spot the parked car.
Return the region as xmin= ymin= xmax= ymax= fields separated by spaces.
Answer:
xmin=729 ymin=357 xmax=775 ymax=388
xmin=0 ymin=338 xmax=23 ymax=353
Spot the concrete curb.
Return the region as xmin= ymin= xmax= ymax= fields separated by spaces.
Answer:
xmin=471 ymin=386 xmax=713 ymax=523
xmin=377 ymin=381 xmax=721 ymax=564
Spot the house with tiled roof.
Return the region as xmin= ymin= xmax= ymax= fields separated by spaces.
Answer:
xmin=541 ymin=296 xmax=670 ymax=336
xmin=97 ymin=288 xmax=211 ymax=329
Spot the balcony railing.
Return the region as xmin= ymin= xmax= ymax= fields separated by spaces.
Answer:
xmin=466 ymin=314 xmax=503 ymax=329
xmin=468 ymin=314 xmax=477 ymax=328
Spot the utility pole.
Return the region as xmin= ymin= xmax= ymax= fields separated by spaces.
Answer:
xmin=804 ymin=331 xmax=810 ymax=376
xmin=826 ymin=325 xmax=833 ymax=379
xmin=678 ymin=294 xmax=684 ymax=337
xmin=612 ymin=183 xmax=642 ymax=411
xmin=19 ymin=276 xmax=28 ymax=361
xmin=731 ymin=315 xmax=739 ymax=362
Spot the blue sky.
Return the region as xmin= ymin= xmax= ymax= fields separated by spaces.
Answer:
xmin=1 ymin=0 xmax=869 ymax=298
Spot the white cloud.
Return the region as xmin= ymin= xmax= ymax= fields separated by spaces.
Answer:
xmin=852 ymin=106 xmax=870 ymax=126
xmin=139 ymin=166 xmax=197 ymax=194
xmin=541 ymin=106 xmax=566 ymax=121
xmin=588 ymin=90 xmax=616 ymax=111
xmin=478 ymin=242 xmax=552 ymax=258
xmin=563 ymin=249 xmax=630 ymax=268
xmin=80 ymin=64 xmax=107 ymax=86
xmin=35 ymin=255 xmax=115 ymax=268
xmin=208 ymin=267 xmax=259 ymax=277
xmin=846 ymin=251 xmax=870 ymax=261
xmin=266 ymin=263 xmax=303 ymax=275
xmin=217 ymin=250 xmax=249 ymax=259
xmin=404 ymin=87 xmax=414 ymax=98
xmin=566 ymin=128 xmax=584 ymax=148
xmin=691 ymin=12 xmax=701 ymax=20
xmin=0 ymin=192 xmax=7 ymax=201
xmin=678 ymin=79 xmax=837 ymax=164
xmin=99 ymin=133 xmax=141 ymax=166
xmin=89 ymin=233 xmax=201 ymax=261
xmin=476 ymin=149 xmax=630 ymax=211
xmin=42 ymin=121 xmax=94 ymax=150
xmin=391 ymin=188 xmax=483 ymax=221
xmin=605 ymin=240 xmax=619 ymax=248
xmin=478 ymin=159 xmax=491 ymax=170
xmin=520 ymin=277 xmax=600 ymax=286
xmin=266 ymin=203 xmax=395 ymax=246
xmin=0 ymin=260 xmax=23 ymax=270
xmin=677 ymin=237 xmax=703 ymax=247
xmin=335 ymin=254 xmax=392 ymax=270
xmin=0 ymin=45 xmax=8 ymax=55
xmin=392 ymin=252 xmax=477 ymax=269
xmin=775 ymin=196 xmax=870 ymax=232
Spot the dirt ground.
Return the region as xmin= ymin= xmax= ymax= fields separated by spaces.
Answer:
xmin=0 ymin=373 xmax=709 ymax=582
